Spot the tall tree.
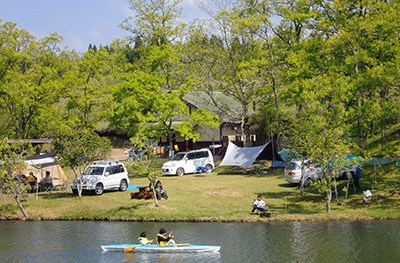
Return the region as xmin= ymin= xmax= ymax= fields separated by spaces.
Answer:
xmin=63 ymin=47 xmax=114 ymax=129
xmin=53 ymin=128 xmax=111 ymax=197
xmin=316 ymin=0 xmax=400 ymax=155
xmin=190 ymin=0 xmax=268 ymax=146
xmin=0 ymin=140 xmax=32 ymax=218
xmin=288 ymin=74 xmax=351 ymax=212
xmin=115 ymin=0 xmax=219 ymax=153
xmin=0 ymin=21 xmax=64 ymax=139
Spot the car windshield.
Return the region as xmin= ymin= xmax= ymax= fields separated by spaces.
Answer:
xmin=288 ymin=162 xmax=301 ymax=170
xmin=84 ymin=167 xmax=104 ymax=176
xmin=171 ymin=153 xmax=185 ymax=161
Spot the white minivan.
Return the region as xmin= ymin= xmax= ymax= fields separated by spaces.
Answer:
xmin=161 ymin=149 xmax=215 ymax=176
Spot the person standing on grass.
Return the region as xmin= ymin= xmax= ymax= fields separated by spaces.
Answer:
xmin=251 ymin=195 xmax=267 ymax=214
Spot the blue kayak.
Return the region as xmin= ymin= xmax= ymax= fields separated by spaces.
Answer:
xmin=101 ymin=243 xmax=221 ymax=253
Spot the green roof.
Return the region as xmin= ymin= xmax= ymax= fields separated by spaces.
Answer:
xmin=183 ymin=91 xmax=255 ymax=123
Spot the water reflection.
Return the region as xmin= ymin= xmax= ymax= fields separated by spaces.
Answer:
xmin=0 ymin=220 xmax=400 ymax=263
xmin=106 ymin=251 xmax=221 ymax=263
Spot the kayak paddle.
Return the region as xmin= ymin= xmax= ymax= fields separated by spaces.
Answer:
xmin=163 ymin=243 xmax=191 ymax=247
xmin=124 ymin=244 xmax=141 ymax=253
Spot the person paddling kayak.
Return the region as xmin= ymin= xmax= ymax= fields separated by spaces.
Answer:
xmin=138 ymin=231 xmax=153 ymax=245
xmin=156 ymin=228 xmax=176 ymax=246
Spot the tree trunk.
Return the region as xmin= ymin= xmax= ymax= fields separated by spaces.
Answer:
xmin=78 ymin=181 xmax=83 ymax=198
xmin=381 ymin=118 xmax=385 ymax=152
xmin=13 ymin=194 xmax=29 ymax=219
xmin=167 ymin=129 xmax=174 ymax=158
xmin=326 ymin=178 xmax=332 ymax=213
xmin=299 ymin=161 xmax=305 ymax=197
xmin=334 ymin=175 xmax=339 ymax=205
xmin=149 ymin=176 xmax=158 ymax=207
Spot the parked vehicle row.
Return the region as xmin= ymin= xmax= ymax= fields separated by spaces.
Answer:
xmin=71 ymin=153 xmax=358 ymax=195
xmin=70 ymin=149 xmax=215 ymax=195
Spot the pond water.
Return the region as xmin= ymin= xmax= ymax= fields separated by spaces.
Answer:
xmin=0 ymin=220 xmax=399 ymax=263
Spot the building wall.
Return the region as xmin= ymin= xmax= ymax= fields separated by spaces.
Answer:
xmin=158 ymin=122 xmax=259 ymax=156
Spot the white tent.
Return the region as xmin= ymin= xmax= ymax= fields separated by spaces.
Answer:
xmin=23 ymin=152 xmax=68 ymax=186
xmin=219 ymin=142 xmax=268 ymax=168
xmin=219 ymin=141 xmax=285 ymax=168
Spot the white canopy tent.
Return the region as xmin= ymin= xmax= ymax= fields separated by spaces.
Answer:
xmin=24 ymin=152 xmax=68 ymax=186
xmin=219 ymin=142 xmax=268 ymax=168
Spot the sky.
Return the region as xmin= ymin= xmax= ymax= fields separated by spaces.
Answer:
xmin=0 ymin=0 xmax=206 ymax=52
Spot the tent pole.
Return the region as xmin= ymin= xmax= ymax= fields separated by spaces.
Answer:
xmin=271 ymin=132 xmax=276 ymax=171
xmin=345 ymin=179 xmax=350 ymax=200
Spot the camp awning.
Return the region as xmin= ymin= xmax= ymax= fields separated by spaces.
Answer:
xmin=219 ymin=141 xmax=284 ymax=168
xmin=25 ymin=152 xmax=58 ymax=168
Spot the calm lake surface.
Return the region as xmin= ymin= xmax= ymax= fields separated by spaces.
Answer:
xmin=0 ymin=220 xmax=399 ymax=263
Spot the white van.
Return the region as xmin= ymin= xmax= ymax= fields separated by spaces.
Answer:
xmin=161 ymin=149 xmax=215 ymax=176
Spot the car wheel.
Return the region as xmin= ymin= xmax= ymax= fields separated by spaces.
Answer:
xmin=72 ymin=189 xmax=78 ymax=195
xmin=176 ymin=168 xmax=184 ymax=176
xmin=205 ymin=164 xmax=213 ymax=171
xmin=119 ymin=179 xmax=128 ymax=191
xmin=95 ymin=183 xmax=104 ymax=195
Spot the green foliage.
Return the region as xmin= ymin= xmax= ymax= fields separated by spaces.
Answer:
xmin=62 ymin=47 xmax=115 ymax=129
xmin=0 ymin=139 xmax=33 ymax=218
xmin=1 ymin=0 xmax=400 ymax=166
xmin=52 ymin=128 xmax=111 ymax=178
xmin=115 ymin=0 xmax=220 ymax=149
xmin=0 ymin=21 xmax=64 ymax=139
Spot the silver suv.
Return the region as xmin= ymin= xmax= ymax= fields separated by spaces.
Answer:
xmin=71 ymin=160 xmax=129 ymax=195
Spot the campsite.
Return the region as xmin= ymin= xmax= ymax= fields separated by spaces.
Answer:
xmin=1 ymin=0 xmax=400 ymax=222
xmin=1 ymin=149 xmax=399 ymax=222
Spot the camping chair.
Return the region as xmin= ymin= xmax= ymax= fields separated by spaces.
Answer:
xmin=251 ymin=166 xmax=266 ymax=175
xmin=54 ymin=181 xmax=69 ymax=191
xmin=193 ymin=165 xmax=211 ymax=177
xmin=53 ymin=175 xmax=69 ymax=191
xmin=39 ymin=182 xmax=53 ymax=193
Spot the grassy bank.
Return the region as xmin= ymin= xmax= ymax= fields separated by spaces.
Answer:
xmin=1 ymin=159 xmax=399 ymax=222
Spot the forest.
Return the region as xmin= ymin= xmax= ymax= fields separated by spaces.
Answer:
xmin=1 ymin=0 xmax=399 ymax=161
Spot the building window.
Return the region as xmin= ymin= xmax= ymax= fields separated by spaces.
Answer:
xmin=227 ymin=135 xmax=236 ymax=141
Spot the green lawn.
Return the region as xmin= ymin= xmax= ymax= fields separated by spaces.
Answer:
xmin=1 ymin=158 xmax=399 ymax=222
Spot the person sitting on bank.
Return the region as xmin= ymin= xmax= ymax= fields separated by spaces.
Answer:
xmin=39 ymin=171 xmax=52 ymax=191
xmin=138 ymin=231 xmax=153 ymax=245
xmin=26 ymin=172 xmax=38 ymax=192
xmin=251 ymin=195 xmax=267 ymax=214
xmin=156 ymin=228 xmax=176 ymax=246
xmin=149 ymin=176 xmax=168 ymax=200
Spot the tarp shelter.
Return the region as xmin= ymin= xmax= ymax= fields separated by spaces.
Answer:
xmin=219 ymin=141 xmax=285 ymax=168
xmin=363 ymin=157 xmax=395 ymax=166
xmin=270 ymin=149 xmax=289 ymax=168
xmin=23 ymin=152 xmax=68 ymax=186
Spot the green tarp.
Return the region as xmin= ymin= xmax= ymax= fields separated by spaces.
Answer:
xmin=364 ymin=157 xmax=396 ymax=165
